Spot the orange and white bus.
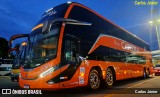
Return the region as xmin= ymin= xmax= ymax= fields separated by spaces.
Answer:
xmin=19 ymin=2 xmax=153 ymax=90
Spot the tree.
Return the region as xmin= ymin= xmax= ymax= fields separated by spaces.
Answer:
xmin=0 ymin=37 xmax=10 ymax=58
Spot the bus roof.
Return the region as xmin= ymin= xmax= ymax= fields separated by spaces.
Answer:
xmin=68 ymin=2 xmax=148 ymax=45
xmin=32 ymin=2 xmax=148 ymax=46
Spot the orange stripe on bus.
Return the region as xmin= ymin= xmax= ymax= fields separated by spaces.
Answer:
xmin=32 ymin=23 xmax=43 ymax=31
xmin=64 ymin=4 xmax=74 ymax=18
xmin=57 ymin=4 xmax=75 ymax=62
xmin=57 ymin=23 xmax=65 ymax=63
xmin=88 ymin=35 xmax=147 ymax=54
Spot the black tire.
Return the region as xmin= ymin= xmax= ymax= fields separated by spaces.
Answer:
xmin=146 ymin=69 xmax=150 ymax=78
xmin=105 ymin=68 xmax=115 ymax=88
xmin=11 ymin=78 xmax=14 ymax=82
xmin=143 ymin=69 xmax=147 ymax=79
xmin=88 ymin=69 xmax=100 ymax=90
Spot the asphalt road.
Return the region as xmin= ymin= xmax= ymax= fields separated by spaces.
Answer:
xmin=0 ymin=76 xmax=160 ymax=97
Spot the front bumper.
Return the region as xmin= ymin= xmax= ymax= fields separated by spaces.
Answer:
xmin=19 ymin=76 xmax=60 ymax=90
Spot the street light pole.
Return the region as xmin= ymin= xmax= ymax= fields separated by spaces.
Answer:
xmin=155 ymin=24 xmax=160 ymax=50
xmin=149 ymin=20 xmax=160 ymax=50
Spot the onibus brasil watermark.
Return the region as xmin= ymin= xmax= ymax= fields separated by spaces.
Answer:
xmin=2 ymin=89 xmax=42 ymax=94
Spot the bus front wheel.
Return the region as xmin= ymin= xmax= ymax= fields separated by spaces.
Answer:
xmin=88 ymin=69 xmax=100 ymax=90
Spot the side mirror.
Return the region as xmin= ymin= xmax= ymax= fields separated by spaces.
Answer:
xmin=8 ymin=48 xmax=18 ymax=55
xmin=8 ymin=34 xmax=29 ymax=47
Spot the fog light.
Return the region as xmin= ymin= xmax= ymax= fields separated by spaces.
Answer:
xmin=80 ymin=73 xmax=84 ymax=77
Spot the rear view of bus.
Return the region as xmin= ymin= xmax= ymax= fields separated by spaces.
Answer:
xmin=19 ymin=2 xmax=153 ymax=90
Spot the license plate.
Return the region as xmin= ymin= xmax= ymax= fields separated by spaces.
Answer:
xmin=24 ymin=84 xmax=30 ymax=89
xmin=14 ymin=79 xmax=17 ymax=82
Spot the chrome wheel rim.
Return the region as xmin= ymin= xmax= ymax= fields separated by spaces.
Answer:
xmin=144 ymin=70 xmax=146 ymax=78
xmin=90 ymin=72 xmax=99 ymax=89
xmin=106 ymin=69 xmax=113 ymax=86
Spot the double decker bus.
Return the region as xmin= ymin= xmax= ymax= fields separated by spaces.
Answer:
xmin=19 ymin=2 xmax=153 ymax=90
xmin=9 ymin=34 xmax=29 ymax=81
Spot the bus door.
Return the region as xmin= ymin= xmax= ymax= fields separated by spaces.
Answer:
xmin=60 ymin=35 xmax=80 ymax=88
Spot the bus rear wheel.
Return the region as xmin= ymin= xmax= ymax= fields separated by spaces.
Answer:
xmin=143 ymin=69 xmax=148 ymax=79
xmin=143 ymin=68 xmax=149 ymax=78
xmin=105 ymin=68 xmax=115 ymax=88
xmin=146 ymin=68 xmax=150 ymax=78
xmin=88 ymin=69 xmax=100 ymax=90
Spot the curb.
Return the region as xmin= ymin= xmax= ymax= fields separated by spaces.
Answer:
xmin=0 ymin=76 xmax=10 ymax=78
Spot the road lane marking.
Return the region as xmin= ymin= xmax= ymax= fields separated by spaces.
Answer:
xmin=0 ymin=76 xmax=10 ymax=78
xmin=128 ymin=77 xmax=158 ymax=88
xmin=104 ymin=77 xmax=159 ymax=97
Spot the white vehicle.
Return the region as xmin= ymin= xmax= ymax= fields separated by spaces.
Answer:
xmin=0 ymin=59 xmax=13 ymax=76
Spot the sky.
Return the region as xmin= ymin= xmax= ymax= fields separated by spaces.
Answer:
xmin=0 ymin=0 xmax=160 ymax=51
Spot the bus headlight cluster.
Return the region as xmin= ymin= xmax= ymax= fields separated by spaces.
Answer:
xmin=39 ymin=66 xmax=58 ymax=77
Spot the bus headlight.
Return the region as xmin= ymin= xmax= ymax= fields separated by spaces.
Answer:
xmin=39 ymin=66 xmax=58 ymax=77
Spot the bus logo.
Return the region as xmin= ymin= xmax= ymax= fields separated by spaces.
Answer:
xmin=2 ymin=89 xmax=11 ymax=94
xmin=121 ymin=42 xmax=139 ymax=52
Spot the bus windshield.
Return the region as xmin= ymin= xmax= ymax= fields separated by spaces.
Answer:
xmin=23 ymin=23 xmax=60 ymax=69
xmin=12 ymin=53 xmax=22 ymax=69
